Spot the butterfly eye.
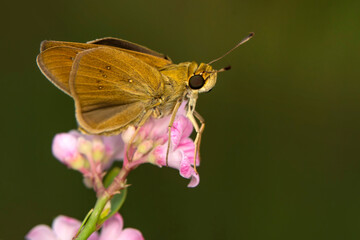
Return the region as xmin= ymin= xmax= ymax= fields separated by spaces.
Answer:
xmin=189 ymin=75 xmax=205 ymax=90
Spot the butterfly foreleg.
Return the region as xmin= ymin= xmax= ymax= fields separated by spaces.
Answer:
xmin=185 ymin=109 xmax=204 ymax=174
xmin=193 ymin=111 xmax=205 ymax=173
xmin=185 ymin=92 xmax=205 ymax=174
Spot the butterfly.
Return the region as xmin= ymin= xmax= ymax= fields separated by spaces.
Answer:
xmin=37 ymin=33 xmax=254 ymax=171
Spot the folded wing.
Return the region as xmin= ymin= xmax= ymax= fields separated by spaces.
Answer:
xmin=69 ymin=47 xmax=164 ymax=134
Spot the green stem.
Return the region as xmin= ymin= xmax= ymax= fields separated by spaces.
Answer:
xmin=75 ymin=209 xmax=93 ymax=238
xmin=74 ymin=166 xmax=132 ymax=239
xmin=107 ymin=165 xmax=131 ymax=194
xmin=74 ymin=195 xmax=109 ymax=240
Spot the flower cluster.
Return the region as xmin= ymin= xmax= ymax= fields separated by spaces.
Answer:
xmin=26 ymin=213 xmax=143 ymax=240
xmin=52 ymin=102 xmax=200 ymax=188
xmin=52 ymin=131 xmax=124 ymax=172
xmin=52 ymin=131 xmax=124 ymax=190
xmin=31 ymin=102 xmax=201 ymax=239
xmin=121 ymin=102 xmax=200 ymax=187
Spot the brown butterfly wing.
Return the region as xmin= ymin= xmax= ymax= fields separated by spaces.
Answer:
xmin=40 ymin=40 xmax=93 ymax=52
xmin=69 ymin=47 xmax=164 ymax=135
xmin=41 ymin=39 xmax=172 ymax=69
xmin=37 ymin=46 xmax=82 ymax=95
xmin=87 ymin=37 xmax=172 ymax=61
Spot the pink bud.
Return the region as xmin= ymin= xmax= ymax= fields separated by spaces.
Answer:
xmin=52 ymin=133 xmax=85 ymax=169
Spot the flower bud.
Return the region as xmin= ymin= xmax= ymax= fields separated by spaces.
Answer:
xmin=52 ymin=133 xmax=87 ymax=170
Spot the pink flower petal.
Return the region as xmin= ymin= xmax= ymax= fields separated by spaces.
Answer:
xmin=52 ymin=215 xmax=81 ymax=240
xmin=179 ymin=157 xmax=193 ymax=178
xmin=170 ymin=116 xmax=193 ymax=148
xmin=177 ymin=101 xmax=188 ymax=115
xmin=99 ymin=213 xmax=124 ymax=240
xmin=154 ymin=146 xmax=200 ymax=187
xmin=118 ymin=228 xmax=144 ymax=240
xmin=153 ymin=145 xmax=166 ymax=165
xmin=121 ymin=100 xmax=201 ymax=187
xmin=26 ymin=225 xmax=57 ymax=240
xmin=88 ymin=233 xmax=100 ymax=240
xmin=121 ymin=126 xmax=136 ymax=144
xmin=102 ymin=135 xmax=125 ymax=160
xmin=178 ymin=115 xmax=194 ymax=139
xmin=27 ymin=215 xmax=100 ymax=240
xmin=154 ymin=145 xmax=182 ymax=167
xmin=52 ymin=133 xmax=79 ymax=163
xmin=187 ymin=172 xmax=200 ymax=188
xmin=170 ymin=120 xmax=184 ymax=148
xmin=178 ymin=138 xmax=200 ymax=166
xmin=143 ymin=117 xmax=169 ymax=140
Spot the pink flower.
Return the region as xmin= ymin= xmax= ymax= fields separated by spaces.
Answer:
xmin=152 ymin=115 xmax=200 ymax=187
xmin=52 ymin=132 xmax=85 ymax=170
xmin=52 ymin=102 xmax=200 ymax=187
xmin=25 ymin=215 xmax=98 ymax=240
xmin=52 ymin=130 xmax=124 ymax=173
xmin=122 ymin=102 xmax=200 ymax=187
xmin=26 ymin=213 xmax=144 ymax=240
xmin=52 ymin=131 xmax=125 ymax=192
xmin=99 ymin=214 xmax=144 ymax=240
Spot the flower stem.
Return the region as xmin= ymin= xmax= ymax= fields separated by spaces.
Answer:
xmin=107 ymin=165 xmax=131 ymax=194
xmin=74 ymin=195 xmax=109 ymax=240
xmin=74 ymin=165 xmax=132 ymax=239
xmin=86 ymin=154 xmax=106 ymax=196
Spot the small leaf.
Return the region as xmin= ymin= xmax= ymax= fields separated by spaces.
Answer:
xmin=103 ymin=167 xmax=121 ymax=187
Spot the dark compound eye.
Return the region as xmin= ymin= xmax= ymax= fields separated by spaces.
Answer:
xmin=189 ymin=75 xmax=205 ymax=89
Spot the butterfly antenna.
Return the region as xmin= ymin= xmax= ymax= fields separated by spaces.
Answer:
xmin=216 ymin=65 xmax=232 ymax=73
xmin=208 ymin=32 xmax=254 ymax=65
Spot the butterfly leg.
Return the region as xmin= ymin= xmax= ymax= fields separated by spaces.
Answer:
xmin=166 ymin=100 xmax=183 ymax=166
xmin=193 ymin=110 xmax=205 ymax=170
xmin=126 ymin=110 xmax=153 ymax=162
xmin=186 ymin=110 xmax=204 ymax=174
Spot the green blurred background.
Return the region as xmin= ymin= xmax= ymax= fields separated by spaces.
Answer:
xmin=1 ymin=0 xmax=360 ymax=239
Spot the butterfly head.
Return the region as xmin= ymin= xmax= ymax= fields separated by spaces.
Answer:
xmin=187 ymin=63 xmax=217 ymax=93
xmin=187 ymin=32 xmax=254 ymax=94
xmin=188 ymin=63 xmax=232 ymax=93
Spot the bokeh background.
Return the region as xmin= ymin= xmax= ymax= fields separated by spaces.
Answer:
xmin=1 ymin=0 xmax=360 ymax=239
